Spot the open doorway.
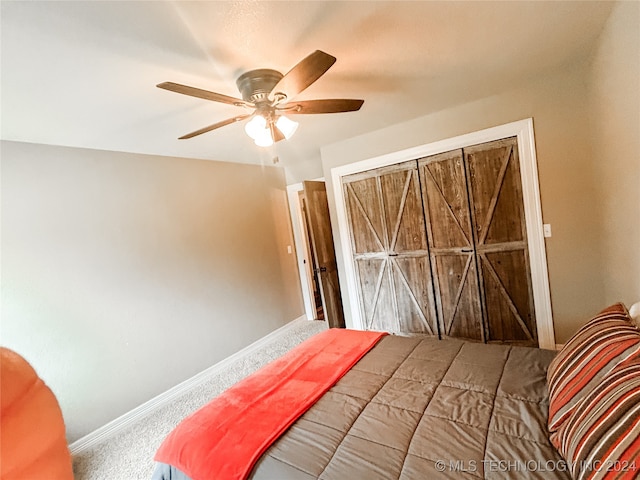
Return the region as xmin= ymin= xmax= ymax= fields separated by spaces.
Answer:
xmin=287 ymin=181 xmax=345 ymax=328
xmin=287 ymin=182 xmax=323 ymax=321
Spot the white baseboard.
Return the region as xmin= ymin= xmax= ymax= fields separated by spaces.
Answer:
xmin=69 ymin=316 xmax=309 ymax=456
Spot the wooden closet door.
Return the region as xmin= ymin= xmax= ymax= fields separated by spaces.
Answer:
xmin=343 ymin=161 xmax=437 ymax=334
xmin=419 ymin=150 xmax=484 ymax=341
xmin=464 ymin=138 xmax=536 ymax=344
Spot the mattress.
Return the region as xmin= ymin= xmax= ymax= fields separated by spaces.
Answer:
xmin=153 ymin=334 xmax=570 ymax=480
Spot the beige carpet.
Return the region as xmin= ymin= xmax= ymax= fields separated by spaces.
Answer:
xmin=72 ymin=319 xmax=327 ymax=480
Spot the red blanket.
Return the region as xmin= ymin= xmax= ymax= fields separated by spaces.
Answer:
xmin=154 ymin=328 xmax=387 ymax=480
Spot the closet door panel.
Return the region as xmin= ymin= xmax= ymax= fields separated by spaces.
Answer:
xmin=344 ymin=177 xmax=386 ymax=254
xmin=419 ymin=151 xmax=473 ymax=249
xmin=354 ymin=258 xmax=397 ymax=332
xmin=466 ymin=138 xmax=526 ymax=245
xmin=380 ymin=167 xmax=429 ymax=253
xmin=380 ymin=165 xmax=436 ymax=334
xmin=433 ymin=254 xmax=484 ymax=340
xmin=479 ymin=250 xmax=535 ymax=342
xmin=344 ymin=161 xmax=437 ymax=334
xmin=464 ymin=138 xmax=536 ymax=345
xmin=419 ymin=151 xmax=483 ymax=341
xmin=345 ymin=173 xmax=394 ymax=332
xmin=392 ymin=256 xmax=436 ymax=334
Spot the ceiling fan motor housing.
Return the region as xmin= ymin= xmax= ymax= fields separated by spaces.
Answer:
xmin=236 ymin=69 xmax=284 ymax=104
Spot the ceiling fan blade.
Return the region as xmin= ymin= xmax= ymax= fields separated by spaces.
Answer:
xmin=280 ymin=99 xmax=364 ymax=114
xmin=158 ymin=82 xmax=250 ymax=107
xmin=268 ymin=50 xmax=336 ymax=102
xmin=178 ymin=114 xmax=252 ymax=140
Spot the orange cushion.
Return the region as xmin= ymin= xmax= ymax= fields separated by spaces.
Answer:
xmin=1 ymin=347 xmax=73 ymax=480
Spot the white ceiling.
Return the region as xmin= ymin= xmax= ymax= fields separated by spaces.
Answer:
xmin=1 ymin=1 xmax=614 ymax=179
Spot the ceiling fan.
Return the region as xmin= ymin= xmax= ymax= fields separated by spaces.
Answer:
xmin=157 ymin=50 xmax=364 ymax=147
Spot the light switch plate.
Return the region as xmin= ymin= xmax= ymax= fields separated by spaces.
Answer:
xmin=543 ymin=224 xmax=552 ymax=238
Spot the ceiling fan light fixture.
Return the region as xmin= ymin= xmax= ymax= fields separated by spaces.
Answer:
xmin=245 ymin=113 xmax=298 ymax=147
xmin=245 ymin=115 xmax=267 ymax=139
xmin=275 ymin=115 xmax=298 ymax=140
xmin=244 ymin=115 xmax=274 ymax=146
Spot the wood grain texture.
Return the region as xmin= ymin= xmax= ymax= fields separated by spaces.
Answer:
xmin=464 ymin=138 xmax=536 ymax=345
xmin=343 ymin=161 xmax=437 ymax=334
xmin=342 ymin=138 xmax=537 ymax=345
xmin=303 ymin=181 xmax=345 ymax=329
xmin=419 ymin=150 xmax=484 ymax=341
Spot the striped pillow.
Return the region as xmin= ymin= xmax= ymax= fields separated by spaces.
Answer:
xmin=547 ymin=303 xmax=640 ymax=436
xmin=550 ymin=356 xmax=640 ymax=480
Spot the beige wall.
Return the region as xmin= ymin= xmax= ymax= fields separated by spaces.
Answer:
xmin=321 ymin=58 xmax=608 ymax=344
xmin=0 ymin=141 xmax=304 ymax=442
xmin=588 ymin=1 xmax=640 ymax=306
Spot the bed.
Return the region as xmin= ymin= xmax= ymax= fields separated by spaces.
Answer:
xmin=152 ymin=302 xmax=640 ymax=480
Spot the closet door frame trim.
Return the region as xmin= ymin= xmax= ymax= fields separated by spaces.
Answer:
xmin=331 ymin=118 xmax=555 ymax=349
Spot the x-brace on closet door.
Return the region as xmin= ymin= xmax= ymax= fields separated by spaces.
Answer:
xmin=418 ymin=150 xmax=484 ymax=341
xmin=464 ymin=138 xmax=537 ymax=344
xmin=343 ymin=161 xmax=438 ymax=334
xmin=419 ymin=138 xmax=537 ymax=345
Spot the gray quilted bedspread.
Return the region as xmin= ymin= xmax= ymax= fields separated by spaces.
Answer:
xmin=249 ymin=335 xmax=569 ymax=480
xmin=153 ymin=335 xmax=570 ymax=480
